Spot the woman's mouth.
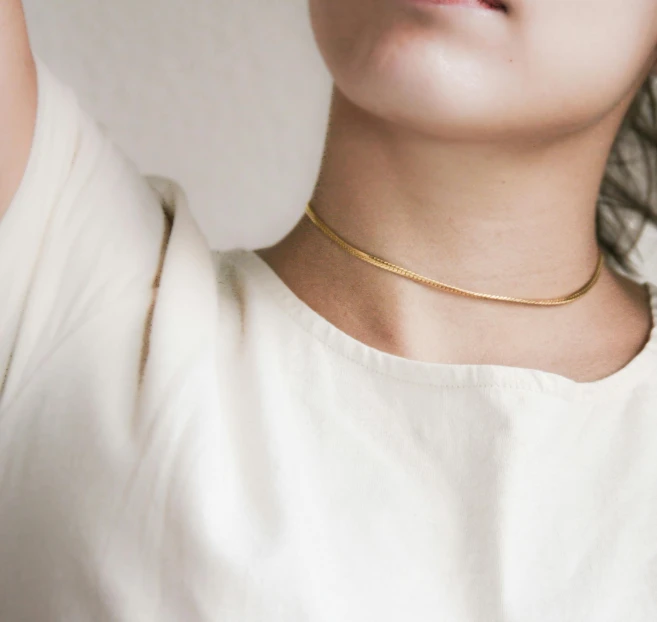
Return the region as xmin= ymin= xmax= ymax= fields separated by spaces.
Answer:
xmin=407 ymin=0 xmax=508 ymax=13
xmin=480 ymin=0 xmax=508 ymax=11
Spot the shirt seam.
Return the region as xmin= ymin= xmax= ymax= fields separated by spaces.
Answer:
xmin=222 ymin=251 xmax=657 ymax=401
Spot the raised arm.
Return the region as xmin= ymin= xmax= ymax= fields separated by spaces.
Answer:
xmin=0 ymin=0 xmax=36 ymax=223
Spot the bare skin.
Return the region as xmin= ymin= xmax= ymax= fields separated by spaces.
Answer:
xmin=257 ymin=1 xmax=657 ymax=383
xmin=0 ymin=0 xmax=35 ymax=221
xmin=0 ymin=1 xmax=656 ymax=383
xmin=257 ymin=214 xmax=651 ymax=383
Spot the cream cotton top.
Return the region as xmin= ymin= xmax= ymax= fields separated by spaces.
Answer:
xmin=1 ymin=61 xmax=657 ymax=622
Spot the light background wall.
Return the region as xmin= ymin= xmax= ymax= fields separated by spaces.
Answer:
xmin=22 ymin=0 xmax=332 ymax=251
xmin=21 ymin=0 xmax=657 ymax=279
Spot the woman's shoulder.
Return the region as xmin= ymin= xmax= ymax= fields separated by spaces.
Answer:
xmin=0 ymin=60 xmax=173 ymax=401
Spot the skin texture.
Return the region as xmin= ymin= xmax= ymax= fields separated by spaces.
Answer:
xmin=1 ymin=1 xmax=656 ymax=382
xmin=258 ymin=0 xmax=657 ymax=382
xmin=0 ymin=0 xmax=35 ymax=223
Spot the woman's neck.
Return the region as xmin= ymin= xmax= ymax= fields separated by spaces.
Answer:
xmin=309 ymin=88 xmax=622 ymax=298
xmin=256 ymin=88 xmax=653 ymax=381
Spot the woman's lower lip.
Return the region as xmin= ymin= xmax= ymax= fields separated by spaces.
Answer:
xmin=407 ymin=0 xmax=503 ymax=10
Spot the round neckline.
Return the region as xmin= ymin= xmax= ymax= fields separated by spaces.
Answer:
xmin=224 ymin=248 xmax=657 ymax=400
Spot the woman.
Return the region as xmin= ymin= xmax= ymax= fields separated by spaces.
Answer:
xmin=1 ymin=0 xmax=657 ymax=619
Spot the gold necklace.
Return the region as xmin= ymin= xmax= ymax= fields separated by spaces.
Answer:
xmin=304 ymin=202 xmax=604 ymax=307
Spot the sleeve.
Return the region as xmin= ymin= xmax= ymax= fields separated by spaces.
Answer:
xmin=0 ymin=58 xmax=169 ymax=404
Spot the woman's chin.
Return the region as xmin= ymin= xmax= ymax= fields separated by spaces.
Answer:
xmin=333 ymin=73 xmax=516 ymax=141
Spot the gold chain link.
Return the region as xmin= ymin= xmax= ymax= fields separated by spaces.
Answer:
xmin=305 ymin=202 xmax=604 ymax=307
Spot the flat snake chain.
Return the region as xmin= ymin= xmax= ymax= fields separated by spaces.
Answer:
xmin=304 ymin=202 xmax=604 ymax=307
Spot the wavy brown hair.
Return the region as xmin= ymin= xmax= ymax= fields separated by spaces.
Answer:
xmin=598 ymin=76 xmax=657 ymax=276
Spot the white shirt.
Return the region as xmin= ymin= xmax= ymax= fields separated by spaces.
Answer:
xmin=1 ymin=60 xmax=657 ymax=622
